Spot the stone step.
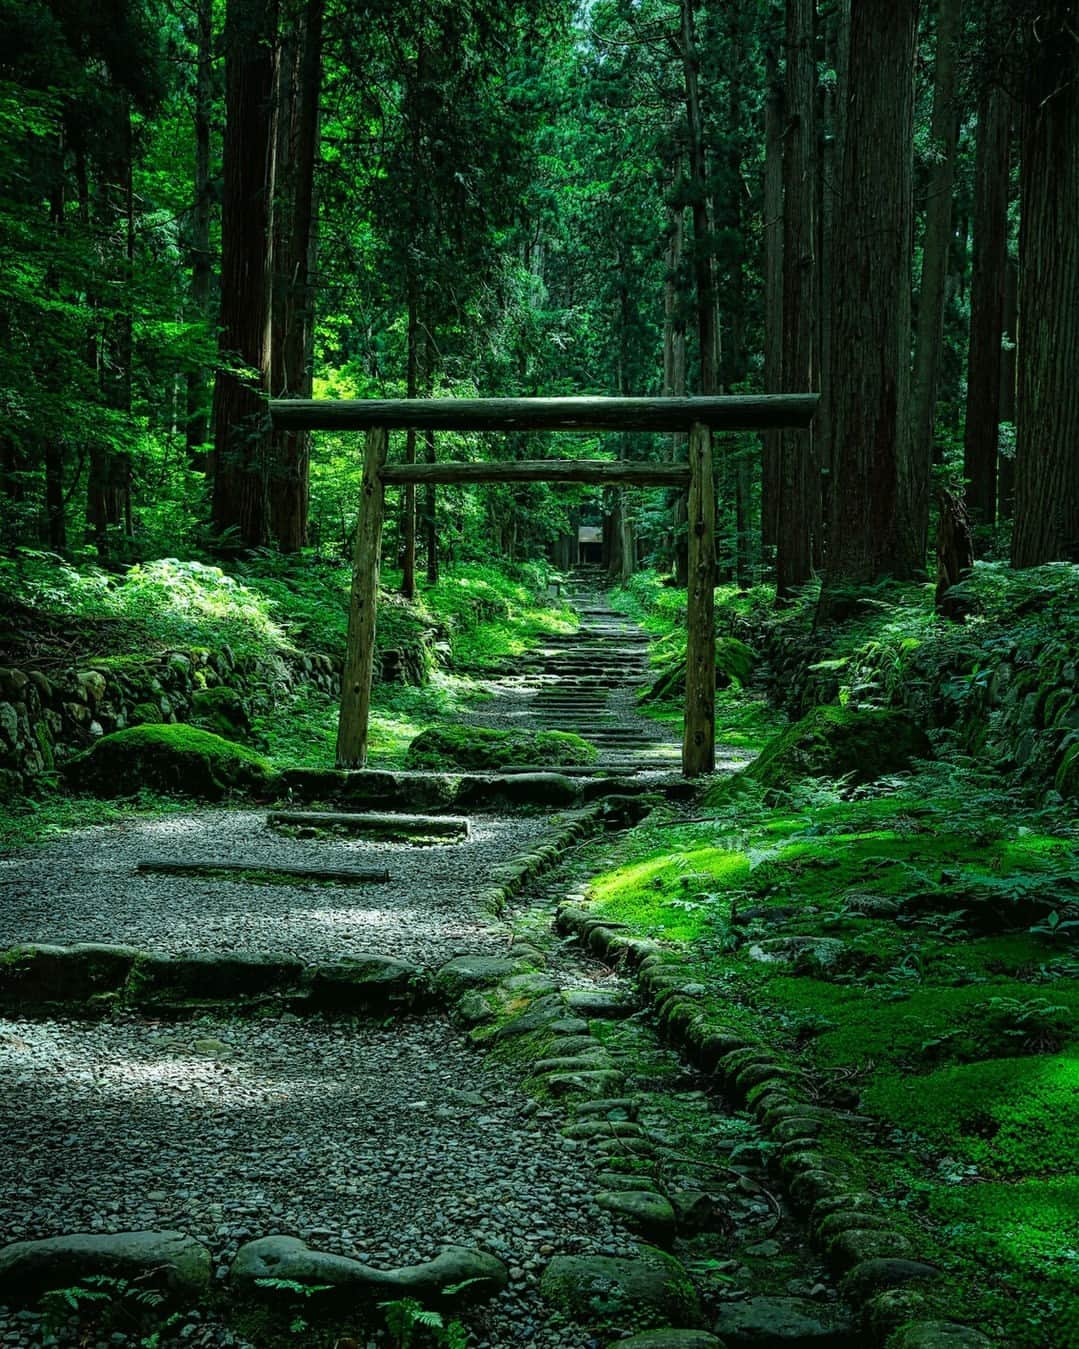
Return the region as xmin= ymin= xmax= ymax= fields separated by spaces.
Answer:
xmin=267 ymin=811 xmax=469 ymax=841
xmin=136 ymin=858 xmax=392 ymax=885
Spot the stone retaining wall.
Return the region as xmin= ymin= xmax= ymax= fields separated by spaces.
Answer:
xmin=0 ymin=647 xmax=339 ymax=794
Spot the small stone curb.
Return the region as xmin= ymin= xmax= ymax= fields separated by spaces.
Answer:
xmin=554 ymin=903 xmax=993 ymax=1349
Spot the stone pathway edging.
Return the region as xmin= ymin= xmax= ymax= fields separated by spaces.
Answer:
xmin=553 ymin=903 xmax=995 ymax=1349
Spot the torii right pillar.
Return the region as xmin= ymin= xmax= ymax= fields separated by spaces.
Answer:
xmin=682 ymin=421 xmax=716 ymax=777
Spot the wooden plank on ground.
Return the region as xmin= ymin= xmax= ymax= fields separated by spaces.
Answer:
xmin=137 ymin=859 xmax=391 ymax=884
xmin=268 ymin=811 xmax=469 ymax=839
xmin=268 ymin=394 xmax=820 ymax=434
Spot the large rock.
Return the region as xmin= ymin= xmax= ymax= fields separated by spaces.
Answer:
xmin=230 ymin=1236 xmax=506 ymax=1307
xmin=594 ymin=1191 xmax=677 ymax=1246
xmin=709 ymin=706 xmax=931 ymax=801
xmin=714 ymin=1296 xmax=855 ymax=1345
xmin=127 ymin=952 xmax=303 ymax=1006
xmin=0 ymin=943 xmax=137 ymax=1006
xmin=434 ymin=955 xmax=520 ymax=1001
xmin=840 ymin=1258 xmax=940 ymax=1304
xmin=455 ymin=772 xmax=583 ymax=810
xmin=65 ymin=724 xmax=272 ymax=799
xmin=540 ymin=1248 xmax=700 ymax=1330
xmin=0 ymin=1231 xmax=210 ymax=1304
xmin=300 ymin=956 xmax=427 ymax=1011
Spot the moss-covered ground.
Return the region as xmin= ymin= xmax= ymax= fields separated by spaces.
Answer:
xmin=581 ymin=765 xmax=1079 ymax=1346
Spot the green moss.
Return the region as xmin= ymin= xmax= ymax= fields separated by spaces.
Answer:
xmin=130 ymin=701 xmax=164 ymax=725
xmin=66 ymin=724 xmax=272 ymax=800
xmin=863 ymin=1051 xmax=1079 ymax=1178
xmin=639 ymin=637 xmax=756 ymax=705
xmin=587 ymin=846 xmax=750 ymax=941
xmin=405 ymin=724 xmax=596 ymax=771
xmin=709 ymin=705 xmax=932 ymax=801
xmin=33 ymin=720 xmax=54 ymax=770
xmin=190 ymin=685 xmax=251 ymax=738
xmin=1054 ymin=743 xmax=1079 ymax=798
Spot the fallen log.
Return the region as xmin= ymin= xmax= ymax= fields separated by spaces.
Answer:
xmin=267 ymin=811 xmax=469 ymax=840
xmin=137 ymin=859 xmax=391 ymax=885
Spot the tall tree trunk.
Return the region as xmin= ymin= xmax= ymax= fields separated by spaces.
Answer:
xmin=211 ymin=0 xmax=279 ymax=550
xmin=910 ymin=0 xmax=961 ymax=560
xmin=776 ymin=0 xmax=818 ymax=599
xmin=762 ymin=31 xmax=784 ymax=552
xmin=997 ymin=256 xmax=1018 ymax=520
xmin=679 ymin=0 xmax=719 ymax=396
xmin=424 ymin=330 xmax=438 ymax=584
xmin=401 ymin=272 xmax=419 ymax=599
xmin=663 ymin=197 xmax=689 ymax=581
xmin=43 ymin=134 xmax=67 ymax=553
xmin=270 ymin=0 xmax=324 ymax=553
xmin=963 ymin=84 xmax=1011 ymax=534
xmin=185 ymin=0 xmax=214 ymax=466
xmin=820 ymin=0 xmax=921 ymax=607
xmin=1011 ymin=11 xmax=1079 ymax=566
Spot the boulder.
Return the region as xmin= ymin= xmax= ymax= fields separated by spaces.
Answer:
xmin=886 ymin=1322 xmax=994 ymax=1349
xmin=540 ymin=1247 xmax=700 ymax=1330
xmin=840 ymin=1258 xmax=940 ymax=1304
xmin=230 ymin=1236 xmax=506 ymax=1307
xmin=0 ymin=943 xmax=137 ymax=1006
xmin=610 ymin=1333 xmax=724 ymax=1349
xmin=594 ymin=1191 xmax=677 ymax=1245
xmin=455 ymin=772 xmax=583 ymax=810
xmin=65 ymin=724 xmax=272 ymax=799
xmin=300 ymin=956 xmax=427 ymax=1011
xmin=714 ymin=1296 xmax=855 ymax=1344
xmin=0 ymin=1231 xmax=210 ymax=1305
xmin=708 ymin=706 xmax=931 ymax=801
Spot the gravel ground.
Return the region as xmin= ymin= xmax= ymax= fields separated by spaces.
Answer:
xmin=0 ymin=810 xmax=552 ymax=965
xmin=0 ymin=1014 xmax=634 ymax=1348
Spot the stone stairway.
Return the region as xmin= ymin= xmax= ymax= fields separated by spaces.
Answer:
xmin=472 ymin=569 xmax=682 ymax=774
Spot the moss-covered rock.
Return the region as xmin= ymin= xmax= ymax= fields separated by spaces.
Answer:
xmin=711 ymin=705 xmax=931 ymax=800
xmin=640 ymin=636 xmax=756 ymax=705
xmin=405 ymin=723 xmax=596 ymax=771
xmin=190 ymin=685 xmax=251 ymax=738
xmin=65 ymin=724 xmax=272 ymax=799
xmin=129 ymin=701 xmax=165 ymax=726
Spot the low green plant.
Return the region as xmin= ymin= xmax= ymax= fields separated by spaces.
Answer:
xmin=379 ymin=1296 xmax=469 ymax=1348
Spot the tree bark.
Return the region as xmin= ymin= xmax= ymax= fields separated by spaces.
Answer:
xmin=997 ymin=256 xmax=1018 ymax=520
xmin=777 ymin=0 xmax=818 ymax=599
xmin=423 ymin=330 xmax=438 ymax=584
xmin=679 ymin=0 xmax=719 ymax=396
xmin=910 ymin=0 xmax=961 ymax=558
xmin=270 ymin=0 xmax=323 ymax=552
xmin=185 ymin=0 xmax=214 ymax=467
xmin=211 ymin=0 xmax=279 ymax=550
xmin=762 ymin=32 xmax=784 ymax=551
xmin=963 ymin=84 xmax=1011 ymax=533
xmin=820 ymin=0 xmax=921 ymax=606
xmin=1012 ymin=12 xmax=1079 ymax=566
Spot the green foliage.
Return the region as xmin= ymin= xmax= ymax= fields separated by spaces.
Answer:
xmin=379 ymin=1297 xmax=469 ymax=1349
xmin=39 ymin=1274 xmax=170 ymax=1344
xmin=405 ymin=723 xmax=596 ymax=771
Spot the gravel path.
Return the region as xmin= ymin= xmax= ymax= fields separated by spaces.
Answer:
xmin=0 ymin=810 xmax=551 ymax=965
xmin=0 ymin=1014 xmax=632 ymax=1348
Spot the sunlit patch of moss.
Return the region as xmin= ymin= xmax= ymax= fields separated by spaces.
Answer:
xmin=864 ymin=1051 xmax=1079 ymax=1177
xmin=924 ymin=1179 xmax=1079 ymax=1349
xmin=587 ymin=846 xmax=751 ymax=941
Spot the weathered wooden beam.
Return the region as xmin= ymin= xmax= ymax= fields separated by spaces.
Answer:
xmin=268 ymin=811 xmax=470 ymax=840
xmin=137 ymin=859 xmax=391 ymax=884
xmin=269 ymin=394 xmax=819 ymax=434
xmin=380 ymin=460 xmax=691 ymax=487
xmin=336 ymin=426 xmax=388 ymax=769
xmin=682 ymin=422 xmax=716 ymax=778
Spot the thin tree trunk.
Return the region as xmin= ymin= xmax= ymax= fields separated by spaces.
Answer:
xmin=663 ymin=197 xmax=689 ymax=580
xmin=401 ymin=273 xmax=419 ymax=599
xmin=910 ymin=0 xmax=961 ymax=560
xmin=963 ymin=84 xmax=1011 ymax=534
xmin=997 ymin=256 xmax=1017 ymax=521
xmin=776 ymin=0 xmax=818 ymax=599
xmin=185 ymin=0 xmax=214 ymax=466
xmin=762 ymin=31 xmax=784 ymax=552
xmin=211 ymin=0 xmax=279 ymax=550
xmin=1011 ymin=12 xmax=1079 ymax=567
xmin=820 ymin=0 xmax=921 ymax=606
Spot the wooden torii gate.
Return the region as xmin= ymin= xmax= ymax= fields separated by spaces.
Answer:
xmin=269 ymin=395 xmax=818 ymax=778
